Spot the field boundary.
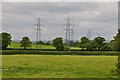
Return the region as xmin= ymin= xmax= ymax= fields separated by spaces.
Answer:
xmin=1 ymin=50 xmax=119 ymax=55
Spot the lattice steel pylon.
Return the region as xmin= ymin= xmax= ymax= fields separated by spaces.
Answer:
xmin=86 ymin=29 xmax=92 ymax=40
xmin=70 ymin=29 xmax=73 ymax=41
xmin=64 ymin=17 xmax=74 ymax=50
xmin=35 ymin=17 xmax=41 ymax=49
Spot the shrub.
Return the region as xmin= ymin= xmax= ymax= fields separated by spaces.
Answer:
xmin=1 ymin=50 xmax=118 ymax=55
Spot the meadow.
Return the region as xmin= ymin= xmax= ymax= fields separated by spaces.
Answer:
xmin=8 ymin=42 xmax=55 ymax=49
xmin=7 ymin=42 xmax=80 ymax=50
xmin=2 ymin=55 xmax=117 ymax=78
xmin=2 ymin=42 xmax=118 ymax=78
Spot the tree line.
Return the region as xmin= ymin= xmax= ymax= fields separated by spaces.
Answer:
xmin=0 ymin=29 xmax=120 ymax=51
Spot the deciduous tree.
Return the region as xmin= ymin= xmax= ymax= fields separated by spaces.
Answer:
xmin=53 ymin=37 xmax=64 ymax=51
xmin=79 ymin=36 xmax=90 ymax=50
xmin=93 ymin=36 xmax=105 ymax=50
xmin=20 ymin=37 xmax=32 ymax=49
xmin=0 ymin=32 xmax=12 ymax=49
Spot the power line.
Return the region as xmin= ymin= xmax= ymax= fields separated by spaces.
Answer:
xmin=70 ymin=29 xmax=74 ymax=41
xmin=86 ymin=29 xmax=92 ymax=40
xmin=3 ymin=14 xmax=34 ymax=26
xmin=3 ymin=3 xmax=35 ymax=25
xmin=6 ymin=2 xmax=34 ymax=18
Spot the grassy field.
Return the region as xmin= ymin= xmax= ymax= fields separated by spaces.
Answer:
xmin=8 ymin=42 xmax=80 ymax=50
xmin=8 ymin=42 xmax=55 ymax=49
xmin=2 ymin=55 xmax=117 ymax=78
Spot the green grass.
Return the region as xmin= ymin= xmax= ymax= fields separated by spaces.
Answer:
xmin=8 ymin=42 xmax=21 ymax=49
xmin=31 ymin=44 xmax=55 ymax=49
xmin=2 ymin=55 xmax=117 ymax=78
xmin=8 ymin=42 xmax=55 ymax=49
xmin=8 ymin=42 xmax=80 ymax=50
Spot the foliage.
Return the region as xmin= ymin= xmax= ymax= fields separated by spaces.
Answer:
xmin=53 ymin=37 xmax=64 ymax=51
xmin=108 ymin=29 xmax=120 ymax=51
xmin=2 ymin=50 xmax=119 ymax=55
xmin=20 ymin=37 xmax=32 ymax=49
xmin=113 ymin=29 xmax=120 ymax=51
xmin=70 ymin=41 xmax=79 ymax=47
xmin=79 ymin=36 xmax=114 ymax=51
xmin=101 ymin=43 xmax=111 ymax=51
xmin=36 ymin=41 xmax=45 ymax=45
xmin=53 ymin=37 xmax=62 ymax=47
xmin=111 ymin=29 xmax=120 ymax=78
xmin=45 ymin=41 xmax=52 ymax=45
xmin=79 ymin=36 xmax=90 ymax=50
xmin=111 ymin=58 xmax=119 ymax=77
xmin=0 ymin=32 xmax=12 ymax=50
xmin=108 ymin=40 xmax=118 ymax=51
xmin=56 ymin=43 xmax=65 ymax=51
xmin=93 ymin=36 xmax=106 ymax=50
xmin=85 ymin=41 xmax=96 ymax=51
xmin=3 ymin=29 xmax=119 ymax=51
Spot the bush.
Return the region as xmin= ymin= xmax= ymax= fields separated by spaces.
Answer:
xmin=111 ymin=57 xmax=120 ymax=78
xmin=56 ymin=43 xmax=65 ymax=51
xmin=1 ymin=50 xmax=119 ymax=55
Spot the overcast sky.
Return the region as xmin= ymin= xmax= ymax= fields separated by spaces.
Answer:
xmin=2 ymin=2 xmax=118 ymax=41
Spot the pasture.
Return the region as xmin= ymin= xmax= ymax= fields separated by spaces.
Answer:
xmin=8 ymin=42 xmax=55 ymax=49
xmin=7 ymin=42 xmax=80 ymax=50
xmin=2 ymin=55 xmax=117 ymax=78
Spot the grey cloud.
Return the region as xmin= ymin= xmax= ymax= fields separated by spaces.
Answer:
xmin=2 ymin=2 xmax=118 ymax=41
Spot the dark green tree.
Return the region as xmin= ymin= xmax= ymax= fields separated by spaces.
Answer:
xmin=36 ymin=41 xmax=45 ymax=45
xmin=113 ymin=29 xmax=120 ymax=51
xmin=109 ymin=29 xmax=120 ymax=51
xmin=20 ymin=37 xmax=32 ymax=49
xmin=86 ymin=40 xmax=96 ymax=51
xmin=111 ymin=29 xmax=120 ymax=78
xmin=79 ymin=36 xmax=90 ymax=50
xmin=53 ymin=37 xmax=64 ymax=51
xmin=0 ymin=32 xmax=12 ymax=49
xmin=70 ymin=41 xmax=80 ymax=47
xmin=101 ymin=43 xmax=111 ymax=51
xmin=56 ymin=43 xmax=65 ymax=51
xmin=93 ymin=36 xmax=106 ymax=50
xmin=109 ymin=40 xmax=118 ymax=51
xmin=45 ymin=41 xmax=51 ymax=45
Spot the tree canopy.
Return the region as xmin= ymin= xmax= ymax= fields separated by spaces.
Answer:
xmin=79 ymin=36 xmax=106 ymax=51
xmin=53 ymin=37 xmax=64 ymax=51
xmin=36 ymin=41 xmax=45 ymax=45
xmin=0 ymin=32 xmax=12 ymax=49
xmin=79 ymin=36 xmax=90 ymax=50
xmin=113 ymin=29 xmax=120 ymax=51
xmin=93 ymin=36 xmax=106 ymax=50
xmin=20 ymin=37 xmax=32 ymax=49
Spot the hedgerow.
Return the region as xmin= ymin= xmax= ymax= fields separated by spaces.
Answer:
xmin=1 ymin=50 xmax=119 ymax=55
